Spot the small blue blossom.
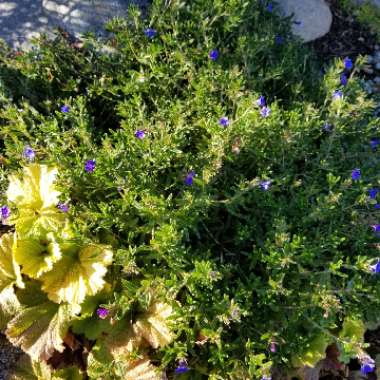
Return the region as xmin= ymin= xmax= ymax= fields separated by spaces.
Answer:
xmin=368 ymin=188 xmax=379 ymax=199
xmin=323 ymin=123 xmax=333 ymax=132
xmin=209 ymin=49 xmax=219 ymax=61
xmin=184 ymin=170 xmax=196 ymax=186
xmin=96 ymin=307 xmax=109 ymax=319
xmin=257 ymin=95 xmax=266 ymax=108
xmin=1 ymin=206 xmax=10 ymax=220
xmin=144 ymin=28 xmax=157 ymax=39
xmin=23 ymin=146 xmax=35 ymax=161
xmin=360 ymin=356 xmax=375 ymax=375
xmin=293 ymin=20 xmax=302 ymax=25
xmin=332 ymin=90 xmax=343 ymax=100
xmin=260 ymin=180 xmax=272 ymax=191
xmin=370 ymin=259 xmax=380 ymax=274
xmin=371 ymin=224 xmax=380 ymax=234
xmin=351 ymin=168 xmax=361 ymax=181
xmin=175 ymin=360 xmax=190 ymax=375
xmin=57 ymin=202 xmax=69 ymax=213
xmin=85 ymin=159 xmax=96 ymax=173
xmin=375 ymin=203 xmax=380 ymax=210
xmin=135 ymin=130 xmax=146 ymax=139
xmin=370 ymin=137 xmax=380 ymax=150
xmin=219 ymin=117 xmax=229 ymax=127
xmin=262 ymin=375 xmax=272 ymax=380
xmin=266 ymin=3 xmax=273 ymax=12
xmin=340 ymin=73 xmax=348 ymax=86
xmin=344 ymin=57 xmax=353 ymax=70
xmin=61 ymin=105 xmax=70 ymax=113
xmin=260 ymin=106 xmax=271 ymax=118
xmin=274 ymin=35 xmax=284 ymax=45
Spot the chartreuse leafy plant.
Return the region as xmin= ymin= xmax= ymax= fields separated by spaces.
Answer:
xmin=0 ymin=0 xmax=380 ymax=379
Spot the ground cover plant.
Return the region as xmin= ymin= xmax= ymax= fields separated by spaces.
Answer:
xmin=0 ymin=0 xmax=379 ymax=379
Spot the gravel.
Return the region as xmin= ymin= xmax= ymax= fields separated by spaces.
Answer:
xmin=0 ymin=334 xmax=24 ymax=380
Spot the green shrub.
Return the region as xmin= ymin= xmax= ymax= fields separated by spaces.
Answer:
xmin=0 ymin=0 xmax=379 ymax=379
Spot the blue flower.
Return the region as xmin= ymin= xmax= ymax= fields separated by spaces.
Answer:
xmin=340 ymin=73 xmax=348 ymax=86
xmin=209 ymin=49 xmax=219 ymax=61
xmin=61 ymin=105 xmax=70 ymax=113
xmin=344 ymin=57 xmax=353 ymax=70
xmin=257 ymin=95 xmax=266 ymax=108
xmin=351 ymin=168 xmax=361 ymax=181
xmin=1 ymin=206 xmax=10 ymax=220
xmin=368 ymin=188 xmax=379 ymax=199
xmin=371 ymin=224 xmax=380 ymax=234
xmin=23 ymin=146 xmax=35 ymax=161
xmin=332 ymin=90 xmax=343 ymax=100
xmin=57 ymin=202 xmax=69 ymax=213
xmin=266 ymin=3 xmax=273 ymax=12
xmin=219 ymin=117 xmax=229 ymax=127
xmin=260 ymin=180 xmax=272 ymax=191
xmin=260 ymin=106 xmax=271 ymax=118
xmin=370 ymin=137 xmax=380 ymax=150
xmin=360 ymin=356 xmax=375 ymax=375
xmin=375 ymin=203 xmax=380 ymax=210
xmin=184 ymin=170 xmax=196 ymax=186
xmin=175 ymin=360 xmax=189 ymax=375
xmin=144 ymin=28 xmax=157 ymax=39
xmin=274 ymin=35 xmax=284 ymax=45
xmin=135 ymin=130 xmax=146 ymax=139
xmin=370 ymin=259 xmax=380 ymax=274
xmin=323 ymin=123 xmax=333 ymax=132
xmin=85 ymin=159 xmax=96 ymax=173
xmin=293 ymin=20 xmax=302 ymax=25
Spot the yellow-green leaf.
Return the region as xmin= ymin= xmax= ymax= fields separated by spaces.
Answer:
xmin=6 ymin=164 xmax=66 ymax=238
xmin=40 ymin=242 xmax=113 ymax=305
xmin=133 ymin=302 xmax=173 ymax=349
xmin=116 ymin=358 xmax=164 ymax=380
xmin=5 ymin=302 xmax=79 ymax=361
xmin=14 ymin=233 xmax=61 ymax=279
xmin=0 ymin=232 xmax=24 ymax=291
xmin=0 ymin=285 xmax=22 ymax=330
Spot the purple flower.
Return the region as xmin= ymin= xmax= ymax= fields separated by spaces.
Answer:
xmin=175 ymin=360 xmax=189 ymax=375
xmin=61 ymin=105 xmax=70 ymax=113
xmin=369 ymin=188 xmax=379 ymax=199
xmin=85 ymin=159 xmax=96 ymax=173
xmin=370 ymin=259 xmax=380 ymax=274
xmin=260 ymin=180 xmax=272 ymax=191
xmin=360 ymin=356 xmax=375 ymax=375
xmin=370 ymin=137 xmax=380 ymax=150
xmin=262 ymin=376 xmax=272 ymax=380
xmin=332 ymin=90 xmax=343 ymax=100
xmin=1 ymin=206 xmax=10 ymax=220
xmin=274 ymin=35 xmax=284 ymax=45
xmin=144 ymin=28 xmax=157 ymax=39
xmin=209 ymin=49 xmax=219 ymax=61
xmin=351 ymin=168 xmax=361 ymax=181
xmin=96 ymin=307 xmax=109 ymax=319
xmin=260 ymin=106 xmax=271 ymax=118
xmin=184 ymin=170 xmax=196 ymax=186
xmin=344 ymin=57 xmax=353 ymax=71
xmin=219 ymin=117 xmax=229 ymax=127
xmin=340 ymin=73 xmax=348 ymax=86
xmin=23 ymin=146 xmax=35 ymax=161
xmin=57 ymin=202 xmax=69 ymax=213
xmin=375 ymin=203 xmax=380 ymax=210
xmin=257 ymin=95 xmax=266 ymax=108
xmin=266 ymin=3 xmax=273 ymax=12
xmin=135 ymin=130 xmax=146 ymax=139
xmin=323 ymin=123 xmax=333 ymax=132
xmin=371 ymin=224 xmax=380 ymax=234
xmin=270 ymin=341 xmax=277 ymax=353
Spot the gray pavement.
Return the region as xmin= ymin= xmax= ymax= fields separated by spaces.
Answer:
xmin=0 ymin=0 xmax=149 ymax=50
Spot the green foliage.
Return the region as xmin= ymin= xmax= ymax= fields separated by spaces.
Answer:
xmin=0 ymin=0 xmax=379 ymax=378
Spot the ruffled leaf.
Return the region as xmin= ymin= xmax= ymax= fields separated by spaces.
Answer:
xmin=14 ymin=233 xmax=61 ymax=279
xmin=0 ymin=232 xmax=24 ymax=291
xmin=115 ymin=358 xmax=164 ymax=380
xmin=5 ymin=302 xmax=79 ymax=361
xmin=40 ymin=242 xmax=113 ymax=305
xmin=0 ymin=285 xmax=22 ymax=330
xmin=6 ymin=164 xmax=66 ymax=238
xmin=133 ymin=302 xmax=173 ymax=349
